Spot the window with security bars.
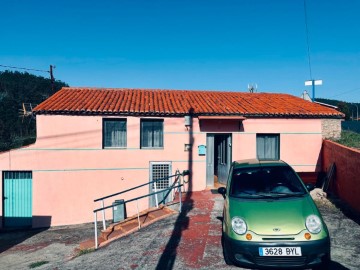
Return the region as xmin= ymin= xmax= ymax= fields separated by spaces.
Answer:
xmin=152 ymin=163 xmax=170 ymax=189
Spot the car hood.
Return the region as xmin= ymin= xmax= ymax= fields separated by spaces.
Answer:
xmin=228 ymin=195 xmax=316 ymax=235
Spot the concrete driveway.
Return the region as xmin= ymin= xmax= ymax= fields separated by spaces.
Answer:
xmin=1 ymin=190 xmax=359 ymax=270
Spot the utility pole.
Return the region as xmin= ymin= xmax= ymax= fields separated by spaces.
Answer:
xmin=353 ymin=103 xmax=359 ymax=121
xmin=50 ymin=65 xmax=55 ymax=93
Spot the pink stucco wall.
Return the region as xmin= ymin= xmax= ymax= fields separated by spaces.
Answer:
xmin=0 ymin=115 xmax=324 ymax=228
xmin=232 ymin=119 xmax=322 ymax=172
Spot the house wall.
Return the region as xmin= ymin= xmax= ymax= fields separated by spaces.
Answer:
xmin=322 ymin=140 xmax=360 ymax=214
xmin=0 ymin=115 xmax=324 ymax=228
xmin=233 ymin=119 xmax=323 ymax=173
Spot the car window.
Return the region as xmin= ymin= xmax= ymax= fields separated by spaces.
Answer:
xmin=230 ymin=165 xmax=306 ymax=198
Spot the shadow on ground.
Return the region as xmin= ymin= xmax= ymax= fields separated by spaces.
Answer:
xmin=327 ymin=194 xmax=360 ymax=226
xmin=156 ymin=108 xmax=195 ymax=270
xmin=0 ymin=228 xmax=48 ymax=253
xmin=328 ymin=260 xmax=350 ymax=270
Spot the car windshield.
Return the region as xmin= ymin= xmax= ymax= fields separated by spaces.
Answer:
xmin=229 ymin=165 xmax=307 ymax=198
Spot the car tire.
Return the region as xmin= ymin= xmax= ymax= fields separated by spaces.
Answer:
xmin=221 ymin=233 xmax=234 ymax=266
xmin=313 ymin=253 xmax=331 ymax=270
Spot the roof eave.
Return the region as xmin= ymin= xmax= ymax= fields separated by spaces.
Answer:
xmin=33 ymin=110 xmax=344 ymax=119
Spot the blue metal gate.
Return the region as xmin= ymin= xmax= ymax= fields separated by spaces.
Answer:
xmin=3 ymin=171 xmax=32 ymax=227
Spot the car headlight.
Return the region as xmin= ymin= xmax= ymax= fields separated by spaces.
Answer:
xmin=231 ymin=217 xmax=247 ymax=235
xmin=306 ymin=215 xmax=322 ymax=234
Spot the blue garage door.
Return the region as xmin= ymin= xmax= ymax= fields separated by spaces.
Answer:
xmin=3 ymin=171 xmax=32 ymax=228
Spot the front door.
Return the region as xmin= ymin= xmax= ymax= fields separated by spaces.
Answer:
xmin=149 ymin=162 xmax=172 ymax=207
xmin=206 ymin=134 xmax=232 ymax=186
xmin=3 ymin=171 xmax=32 ymax=228
xmin=216 ymin=134 xmax=232 ymax=184
xmin=206 ymin=134 xmax=215 ymax=187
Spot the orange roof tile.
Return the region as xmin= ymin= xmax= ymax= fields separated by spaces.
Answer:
xmin=33 ymin=87 xmax=344 ymax=118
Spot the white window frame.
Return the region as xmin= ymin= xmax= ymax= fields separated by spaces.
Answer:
xmin=140 ymin=119 xmax=164 ymax=149
xmin=256 ymin=134 xmax=280 ymax=160
xmin=103 ymin=118 xmax=127 ymax=149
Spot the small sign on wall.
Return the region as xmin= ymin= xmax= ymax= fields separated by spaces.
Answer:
xmin=198 ymin=145 xmax=206 ymax=155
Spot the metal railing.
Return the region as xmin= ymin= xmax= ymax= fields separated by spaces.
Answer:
xmin=93 ymin=170 xmax=189 ymax=249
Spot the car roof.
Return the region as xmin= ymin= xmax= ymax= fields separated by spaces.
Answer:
xmin=232 ymin=159 xmax=287 ymax=169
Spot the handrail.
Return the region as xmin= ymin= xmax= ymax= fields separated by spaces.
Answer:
xmin=158 ymin=171 xmax=182 ymax=205
xmin=94 ymin=173 xmax=182 ymax=202
xmin=93 ymin=169 xmax=189 ymax=249
xmin=95 ymin=171 xmax=185 ymax=230
xmin=94 ymin=183 xmax=184 ymax=249
xmin=93 ymin=184 xmax=183 ymax=213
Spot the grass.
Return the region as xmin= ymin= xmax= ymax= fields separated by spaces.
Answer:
xmin=333 ymin=130 xmax=360 ymax=150
xmin=28 ymin=261 xmax=49 ymax=268
xmin=75 ymin=248 xmax=95 ymax=257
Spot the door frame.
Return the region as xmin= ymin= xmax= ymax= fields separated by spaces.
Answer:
xmin=2 ymin=171 xmax=33 ymax=228
xmin=206 ymin=133 xmax=232 ymax=187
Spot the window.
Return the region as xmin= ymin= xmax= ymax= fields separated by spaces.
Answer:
xmin=256 ymin=134 xmax=280 ymax=160
xmin=230 ymin=165 xmax=306 ymax=198
xmin=103 ymin=119 xmax=127 ymax=148
xmin=141 ymin=119 xmax=164 ymax=148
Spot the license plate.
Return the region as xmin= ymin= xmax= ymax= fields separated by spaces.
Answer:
xmin=259 ymin=247 xmax=302 ymax=256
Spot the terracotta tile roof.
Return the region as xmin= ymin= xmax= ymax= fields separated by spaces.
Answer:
xmin=33 ymin=87 xmax=344 ymax=118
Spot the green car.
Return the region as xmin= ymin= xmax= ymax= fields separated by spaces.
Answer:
xmin=218 ymin=159 xmax=330 ymax=269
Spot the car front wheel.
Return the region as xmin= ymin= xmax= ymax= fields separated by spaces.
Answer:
xmin=313 ymin=253 xmax=331 ymax=270
xmin=221 ymin=233 xmax=234 ymax=265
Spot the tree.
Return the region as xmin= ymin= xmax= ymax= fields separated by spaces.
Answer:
xmin=0 ymin=70 xmax=68 ymax=151
xmin=337 ymin=102 xmax=351 ymax=120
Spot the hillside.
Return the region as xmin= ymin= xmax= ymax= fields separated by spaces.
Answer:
xmin=316 ymin=98 xmax=359 ymax=120
xmin=333 ymin=130 xmax=360 ymax=150
xmin=0 ymin=70 xmax=68 ymax=151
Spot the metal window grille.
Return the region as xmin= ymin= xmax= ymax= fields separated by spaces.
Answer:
xmin=152 ymin=163 xmax=170 ymax=189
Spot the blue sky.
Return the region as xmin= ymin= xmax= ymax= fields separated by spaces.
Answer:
xmin=1 ymin=0 xmax=359 ymax=102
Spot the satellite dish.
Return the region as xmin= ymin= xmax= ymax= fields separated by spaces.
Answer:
xmin=248 ymin=83 xmax=258 ymax=93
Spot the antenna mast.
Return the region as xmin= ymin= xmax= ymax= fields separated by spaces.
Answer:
xmin=303 ymin=0 xmax=322 ymax=101
xmin=248 ymin=83 xmax=258 ymax=93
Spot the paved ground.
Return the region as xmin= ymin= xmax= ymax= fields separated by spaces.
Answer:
xmin=1 ymin=190 xmax=360 ymax=270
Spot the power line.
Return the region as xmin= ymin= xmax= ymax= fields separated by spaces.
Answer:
xmin=1 ymin=63 xmax=56 ymax=94
xmin=0 ymin=64 xmax=49 ymax=73
xmin=329 ymin=87 xmax=360 ymax=99
xmin=303 ymin=0 xmax=313 ymax=79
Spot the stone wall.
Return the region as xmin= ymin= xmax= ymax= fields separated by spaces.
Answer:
xmin=321 ymin=119 xmax=341 ymax=139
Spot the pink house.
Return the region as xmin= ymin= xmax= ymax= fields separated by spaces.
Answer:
xmin=0 ymin=88 xmax=343 ymax=229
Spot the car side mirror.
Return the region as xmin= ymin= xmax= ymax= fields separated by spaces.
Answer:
xmin=218 ymin=187 xmax=226 ymax=199
xmin=305 ymin=183 xmax=315 ymax=192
